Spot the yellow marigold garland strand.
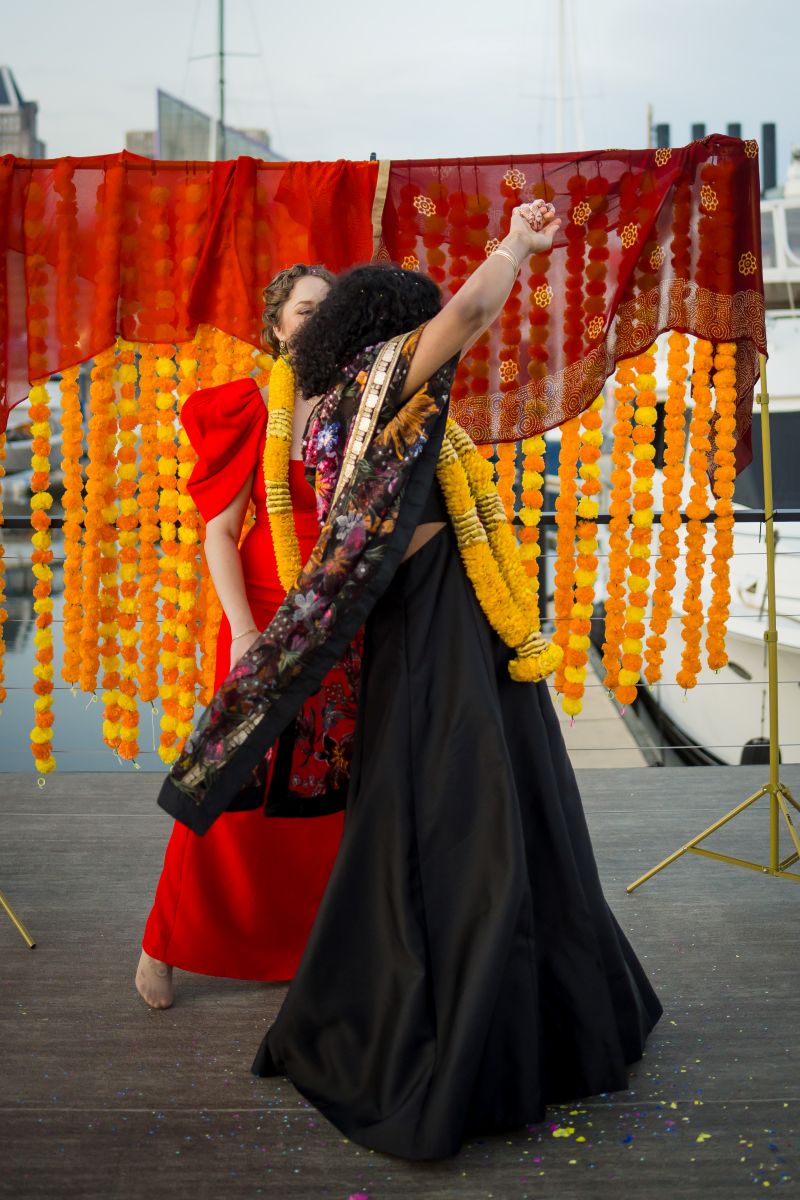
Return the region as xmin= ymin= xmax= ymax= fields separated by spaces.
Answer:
xmin=618 ymin=347 xmax=657 ymax=707
xmin=436 ymin=419 xmax=562 ymax=682
xmin=59 ymin=366 xmax=84 ymax=690
xmin=174 ymin=344 xmax=201 ymax=753
xmin=602 ymin=361 xmax=635 ymax=692
xmin=29 ymin=383 xmax=57 ymax=776
xmin=552 ymin=414 xmax=581 ymax=692
xmin=136 ymin=342 xmax=161 ymax=706
xmin=116 ymin=342 xmax=141 ymax=761
xmin=264 ymin=355 xmax=303 ymax=592
xmin=155 ymin=345 xmax=181 ymax=763
xmin=97 ymin=350 xmax=121 ymax=753
xmin=645 ymin=332 xmax=689 ymax=684
xmin=561 ymin=396 xmax=603 ymax=717
xmin=706 ymin=342 xmax=737 ymax=670
xmin=519 ymin=435 xmax=546 ymax=591
xmin=80 ymin=349 xmax=115 ymax=695
xmin=677 ymin=338 xmax=714 ymax=691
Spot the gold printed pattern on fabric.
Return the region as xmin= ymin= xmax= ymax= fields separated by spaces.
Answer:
xmin=452 ymin=280 xmax=765 ymax=443
xmin=330 ymin=335 xmax=407 ymax=512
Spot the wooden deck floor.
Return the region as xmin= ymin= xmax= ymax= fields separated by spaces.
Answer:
xmin=2 ymin=766 xmax=798 ymax=1199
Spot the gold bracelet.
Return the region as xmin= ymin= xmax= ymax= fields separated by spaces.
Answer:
xmin=492 ymin=244 xmax=521 ymax=276
xmin=231 ymin=627 xmax=258 ymax=642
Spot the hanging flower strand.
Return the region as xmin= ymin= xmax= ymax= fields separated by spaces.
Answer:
xmin=552 ymin=414 xmax=581 ymax=693
xmin=618 ymin=346 xmax=658 ymax=708
xmin=562 ymin=396 xmax=603 ymax=717
xmin=645 ymin=332 xmax=689 ymax=684
xmin=677 ymin=339 xmax=714 ymax=691
xmin=602 ymin=360 xmax=635 ymax=693
xmin=519 ymin=435 xmax=546 ymax=590
xmin=29 ymin=383 xmax=57 ymax=776
xmin=706 ymin=342 xmax=738 ymax=671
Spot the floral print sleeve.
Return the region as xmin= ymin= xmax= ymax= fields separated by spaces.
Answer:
xmin=158 ymin=327 xmax=456 ymax=834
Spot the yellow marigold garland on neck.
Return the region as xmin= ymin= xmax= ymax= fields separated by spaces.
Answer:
xmin=706 ymin=342 xmax=737 ymax=670
xmin=436 ymin=419 xmax=562 ymax=683
xmin=263 ymin=355 xmax=303 ymax=593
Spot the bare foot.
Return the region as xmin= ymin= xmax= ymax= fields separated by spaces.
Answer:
xmin=135 ymin=949 xmax=174 ymax=1009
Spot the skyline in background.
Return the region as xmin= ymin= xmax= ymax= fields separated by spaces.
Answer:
xmin=2 ymin=0 xmax=798 ymax=180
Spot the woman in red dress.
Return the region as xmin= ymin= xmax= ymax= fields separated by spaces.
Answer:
xmin=136 ymin=264 xmax=349 ymax=1008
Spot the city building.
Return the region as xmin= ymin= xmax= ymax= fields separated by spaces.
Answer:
xmin=126 ymin=89 xmax=284 ymax=161
xmin=0 ymin=66 xmax=46 ymax=157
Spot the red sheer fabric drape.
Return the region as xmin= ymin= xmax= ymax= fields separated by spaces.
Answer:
xmin=0 ymin=153 xmax=377 ymax=422
xmin=378 ymin=135 xmax=765 ymax=459
xmin=0 ymin=138 xmax=765 ymax=461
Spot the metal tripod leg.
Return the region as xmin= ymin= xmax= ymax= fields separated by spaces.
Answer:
xmin=0 ymin=889 xmax=36 ymax=948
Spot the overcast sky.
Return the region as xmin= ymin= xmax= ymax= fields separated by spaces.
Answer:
xmin=3 ymin=0 xmax=798 ymax=180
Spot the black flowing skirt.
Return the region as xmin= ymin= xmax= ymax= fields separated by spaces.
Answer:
xmin=253 ymin=519 xmax=662 ymax=1161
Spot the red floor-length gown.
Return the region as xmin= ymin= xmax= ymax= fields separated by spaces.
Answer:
xmin=142 ymin=378 xmax=345 ymax=979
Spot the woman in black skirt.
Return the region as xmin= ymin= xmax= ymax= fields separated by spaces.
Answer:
xmin=158 ymin=198 xmax=662 ymax=1161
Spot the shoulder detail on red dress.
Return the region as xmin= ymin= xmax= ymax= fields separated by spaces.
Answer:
xmin=181 ymin=378 xmax=268 ymax=523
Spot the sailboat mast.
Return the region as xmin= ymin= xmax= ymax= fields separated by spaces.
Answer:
xmin=218 ymin=0 xmax=226 ymax=160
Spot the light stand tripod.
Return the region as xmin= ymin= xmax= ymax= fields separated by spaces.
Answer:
xmin=628 ymin=353 xmax=800 ymax=892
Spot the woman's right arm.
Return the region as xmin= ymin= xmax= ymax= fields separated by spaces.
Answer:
xmin=400 ymin=201 xmax=561 ymax=401
xmin=203 ymin=473 xmax=260 ymax=665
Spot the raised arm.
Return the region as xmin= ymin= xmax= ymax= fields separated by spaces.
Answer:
xmin=400 ymin=200 xmax=560 ymax=401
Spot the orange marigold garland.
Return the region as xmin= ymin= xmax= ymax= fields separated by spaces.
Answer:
xmin=602 ymin=360 xmax=635 ymax=693
xmin=59 ymin=365 xmax=84 ymax=689
xmin=174 ymin=344 xmax=201 ymax=753
xmin=561 ymin=396 xmax=603 ymax=717
xmin=136 ymin=342 xmax=161 ymax=707
xmin=617 ymin=347 xmax=657 ymax=708
xmin=97 ymin=352 xmax=121 ymax=753
xmin=115 ymin=342 xmax=141 ymax=761
xmin=519 ymin=435 xmax=546 ymax=590
xmin=29 ymin=383 xmax=57 ymax=776
xmin=155 ymin=345 xmax=181 ymax=763
xmin=495 ymin=441 xmax=517 ymax=523
xmin=677 ymin=338 xmax=714 ymax=691
xmin=552 ymin=414 xmax=581 ymax=693
xmin=79 ymin=350 xmax=115 ymax=696
xmin=645 ymin=332 xmax=689 ymax=684
xmin=706 ymin=342 xmax=737 ymax=671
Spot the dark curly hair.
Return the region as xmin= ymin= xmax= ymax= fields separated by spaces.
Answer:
xmin=261 ymin=263 xmax=335 ymax=355
xmin=292 ymin=264 xmax=442 ymax=398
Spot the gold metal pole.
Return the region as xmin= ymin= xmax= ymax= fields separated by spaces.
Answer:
xmin=758 ymin=353 xmax=781 ymax=871
xmin=627 ymin=351 xmax=800 ymax=891
xmin=0 ymin=889 xmax=36 ymax=948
